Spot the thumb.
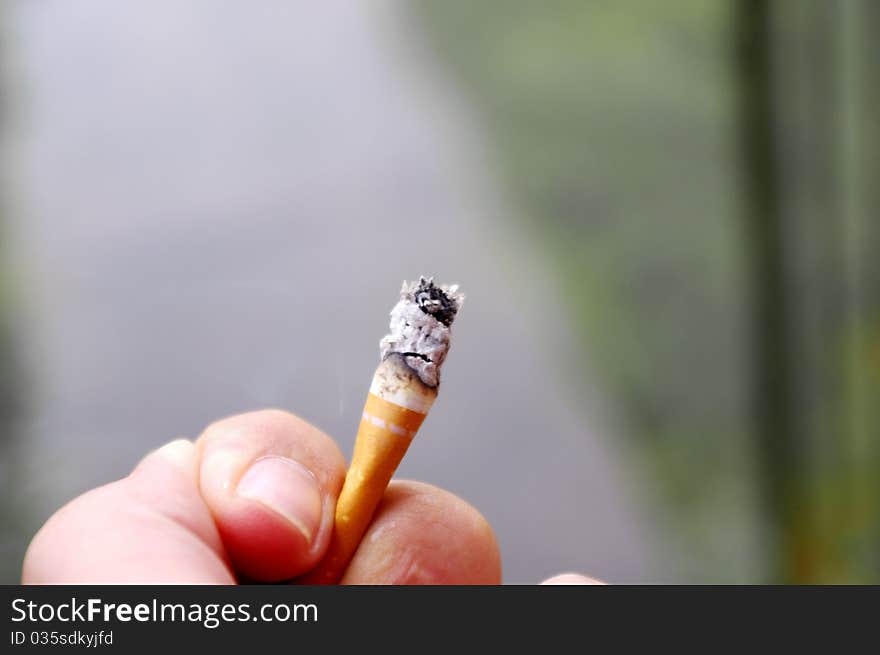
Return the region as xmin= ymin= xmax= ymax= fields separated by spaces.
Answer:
xmin=22 ymin=439 xmax=234 ymax=584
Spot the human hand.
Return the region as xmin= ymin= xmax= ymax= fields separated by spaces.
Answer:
xmin=22 ymin=410 xmax=597 ymax=585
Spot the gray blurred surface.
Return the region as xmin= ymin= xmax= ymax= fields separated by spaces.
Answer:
xmin=6 ymin=0 xmax=651 ymax=582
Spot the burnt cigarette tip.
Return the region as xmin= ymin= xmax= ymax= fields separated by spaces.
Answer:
xmin=406 ymin=276 xmax=464 ymax=327
xmin=379 ymin=276 xmax=464 ymax=388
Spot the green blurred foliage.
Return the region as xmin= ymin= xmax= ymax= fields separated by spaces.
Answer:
xmin=0 ymin=12 xmax=26 ymax=583
xmin=417 ymin=0 xmax=879 ymax=581
xmin=0 ymin=256 xmax=24 ymax=584
xmin=418 ymin=0 xmax=754 ymax=581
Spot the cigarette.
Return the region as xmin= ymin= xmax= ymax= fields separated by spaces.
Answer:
xmin=301 ymin=276 xmax=464 ymax=584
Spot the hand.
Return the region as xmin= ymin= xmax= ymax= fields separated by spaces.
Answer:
xmin=22 ymin=410 xmax=598 ymax=584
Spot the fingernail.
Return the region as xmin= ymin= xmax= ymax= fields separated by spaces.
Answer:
xmin=236 ymin=456 xmax=323 ymax=543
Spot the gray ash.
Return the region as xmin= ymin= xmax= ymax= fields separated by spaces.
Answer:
xmin=379 ymin=277 xmax=464 ymax=388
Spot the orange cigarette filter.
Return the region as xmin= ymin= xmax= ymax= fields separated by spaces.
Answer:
xmin=301 ymin=277 xmax=463 ymax=584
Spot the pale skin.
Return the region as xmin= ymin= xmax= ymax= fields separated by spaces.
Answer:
xmin=23 ymin=409 xmax=601 ymax=585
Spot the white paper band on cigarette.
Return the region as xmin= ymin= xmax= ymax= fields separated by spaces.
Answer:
xmin=362 ymin=410 xmax=416 ymax=438
xmin=369 ymin=375 xmax=435 ymax=414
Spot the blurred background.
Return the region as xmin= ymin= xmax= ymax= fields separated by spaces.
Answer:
xmin=0 ymin=1 xmax=876 ymax=584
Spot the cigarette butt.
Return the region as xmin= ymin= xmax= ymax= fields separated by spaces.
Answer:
xmin=301 ymin=277 xmax=463 ymax=584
